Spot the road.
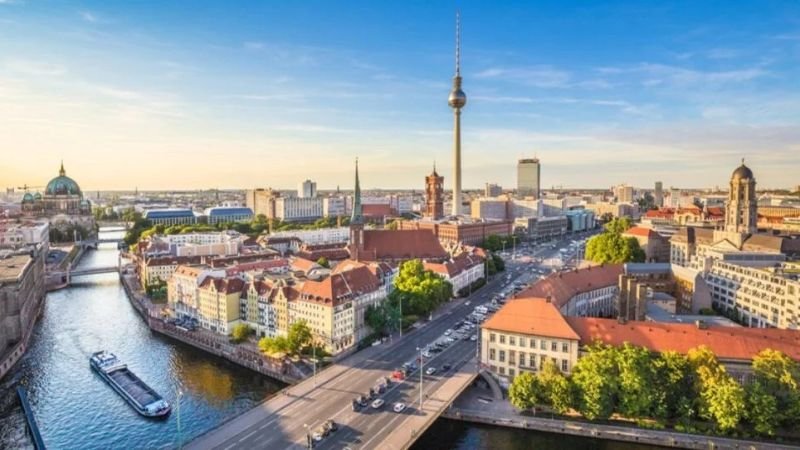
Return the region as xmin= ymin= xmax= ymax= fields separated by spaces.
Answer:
xmin=187 ymin=232 xmax=596 ymax=450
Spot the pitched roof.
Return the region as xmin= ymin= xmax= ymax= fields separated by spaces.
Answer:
xmin=362 ymin=203 xmax=393 ymax=217
xmin=482 ymin=298 xmax=580 ymax=340
xmin=623 ymin=226 xmax=658 ymax=239
xmin=565 ymin=317 xmax=800 ymax=362
xmin=360 ymin=229 xmax=447 ymax=261
xmin=291 ymin=257 xmax=320 ymax=273
xmin=145 ymin=255 xmax=202 ymax=267
xmin=198 ymin=276 xmax=245 ymax=294
xmin=300 ymin=264 xmax=381 ymax=306
xmin=742 ymin=234 xmax=786 ymax=253
xmin=424 ymin=252 xmax=484 ymax=278
xmin=518 ymin=264 xmax=623 ymax=309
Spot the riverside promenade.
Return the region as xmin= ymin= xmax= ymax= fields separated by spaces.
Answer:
xmin=442 ymin=384 xmax=800 ymax=450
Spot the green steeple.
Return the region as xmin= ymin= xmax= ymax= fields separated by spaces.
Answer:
xmin=350 ymin=158 xmax=362 ymax=224
xmin=59 ymin=160 xmax=66 ymax=177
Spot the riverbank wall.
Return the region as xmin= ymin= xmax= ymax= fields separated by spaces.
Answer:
xmin=119 ymin=272 xmax=300 ymax=385
xmin=442 ymin=408 xmax=798 ymax=450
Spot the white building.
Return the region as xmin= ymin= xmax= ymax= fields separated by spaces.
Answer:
xmin=323 ymin=196 xmax=350 ymax=218
xmin=298 ymin=180 xmax=318 ymax=199
xmin=424 ymin=253 xmax=485 ymax=295
xmin=0 ymin=220 xmax=49 ymax=249
xmin=512 ymin=198 xmax=540 ymax=219
xmin=274 ymin=197 xmax=323 ymax=222
xmin=268 ymin=227 xmax=350 ymax=245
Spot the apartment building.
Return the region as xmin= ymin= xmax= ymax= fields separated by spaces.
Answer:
xmin=519 ymin=264 xmax=623 ymax=318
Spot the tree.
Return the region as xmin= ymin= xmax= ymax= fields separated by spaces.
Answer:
xmin=751 ymin=349 xmax=800 ymax=427
xmin=746 ymin=381 xmax=779 ymax=436
xmin=652 ymin=351 xmax=694 ymax=421
xmin=616 ymin=343 xmax=659 ymax=419
xmin=508 ymin=371 xmax=541 ymax=411
xmin=286 ymin=320 xmax=313 ymax=354
xmin=365 ymin=303 xmax=388 ymax=335
xmin=392 ymin=260 xmax=453 ymax=316
xmin=704 ymin=375 xmax=747 ymax=432
xmin=491 ymin=254 xmax=505 ymax=272
xmin=259 ymin=335 xmax=289 ymax=354
xmin=316 ymin=257 xmax=330 ymax=268
xmin=571 ymin=343 xmax=620 ymax=420
xmin=537 ymin=358 xmax=573 ymax=414
xmin=231 ymin=323 xmax=254 ymax=343
xmin=585 ymin=218 xmax=645 ymax=264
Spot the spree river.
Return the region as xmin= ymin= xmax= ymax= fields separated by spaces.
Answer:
xmin=1 ymin=228 xmax=658 ymax=450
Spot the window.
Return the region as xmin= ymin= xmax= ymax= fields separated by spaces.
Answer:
xmin=551 ymin=341 xmax=558 ymax=352
xmin=509 ymin=368 xmax=515 ymax=378
xmin=540 ymin=339 xmax=546 ymax=350
xmin=499 ymin=366 xmax=505 ymax=375
xmin=499 ymin=335 xmax=506 ymax=344
xmin=519 ymin=337 xmax=526 ymax=347
xmin=489 ymin=349 xmax=496 ymax=361
xmin=499 ymin=350 xmax=506 ymax=363
xmin=518 ymin=353 xmax=525 ymax=367
xmin=561 ymin=359 xmax=568 ymax=372
xmin=530 ymin=339 xmax=536 ymax=348
xmin=562 ymin=342 xmax=569 ymax=353
xmin=529 ymin=353 xmax=536 ymax=369
xmin=509 ymin=350 xmax=516 ymax=365
xmin=509 ymin=336 xmax=516 ymax=346
xmin=490 ymin=333 xmax=496 ymax=343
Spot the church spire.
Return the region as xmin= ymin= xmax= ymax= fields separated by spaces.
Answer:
xmin=59 ymin=160 xmax=66 ymax=177
xmin=350 ymin=158 xmax=362 ymax=224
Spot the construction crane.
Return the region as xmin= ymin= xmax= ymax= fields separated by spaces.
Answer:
xmin=16 ymin=184 xmax=45 ymax=192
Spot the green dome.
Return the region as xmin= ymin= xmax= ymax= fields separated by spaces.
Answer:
xmin=22 ymin=192 xmax=34 ymax=203
xmin=33 ymin=192 xmax=42 ymax=200
xmin=45 ymin=162 xmax=81 ymax=196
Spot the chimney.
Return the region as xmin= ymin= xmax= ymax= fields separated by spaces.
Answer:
xmin=546 ymin=295 xmax=552 ymax=303
xmin=617 ymin=316 xmax=627 ymax=325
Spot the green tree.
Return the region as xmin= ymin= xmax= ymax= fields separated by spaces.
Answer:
xmin=392 ymin=260 xmax=453 ymax=316
xmin=231 ymin=323 xmax=254 ymax=343
xmin=537 ymin=358 xmax=573 ymax=414
xmin=704 ymin=375 xmax=747 ymax=432
xmin=258 ymin=335 xmax=290 ymax=354
xmin=491 ymin=254 xmax=505 ymax=272
xmin=316 ymin=257 xmax=330 ymax=268
xmin=652 ymin=351 xmax=695 ymax=421
xmin=508 ymin=371 xmax=541 ymax=411
xmin=365 ymin=303 xmax=388 ymax=335
xmin=617 ymin=343 xmax=659 ymax=419
xmin=752 ymin=349 xmax=800 ymax=427
xmin=286 ymin=320 xmax=313 ymax=354
xmin=746 ymin=381 xmax=779 ymax=436
xmin=571 ymin=343 xmax=620 ymax=420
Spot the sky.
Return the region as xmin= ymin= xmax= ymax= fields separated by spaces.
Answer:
xmin=0 ymin=1 xmax=798 ymax=192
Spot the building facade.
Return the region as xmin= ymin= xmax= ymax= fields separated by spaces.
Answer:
xmin=143 ymin=209 xmax=196 ymax=226
xmin=517 ymin=158 xmax=541 ymax=199
xmin=425 ymin=168 xmax=445 ymax=220
xmin=298 ymin=180 xmax=318 ymax=199
xmin=204 ymin=206 xmax=253 ymax=224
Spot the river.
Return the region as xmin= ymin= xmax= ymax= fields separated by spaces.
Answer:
xmin=1 ymin=228 xmax=656 ymax=450
xmin=0 ymin=229 xmax=283 ymax=449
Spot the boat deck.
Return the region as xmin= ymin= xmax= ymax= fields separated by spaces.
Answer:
xmin=109 ymin=370 xmax=158 ymax=407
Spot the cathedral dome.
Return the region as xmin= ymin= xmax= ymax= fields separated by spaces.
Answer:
xmin=22 ymin=192 xmax=34 ymax=203
xmin=731 ymin=161 xmax=754 ymax=180
xmin=33 ymin=192 xmax=42 ymax=201
xmin=45 ymin=162 xmax=81 ymax=196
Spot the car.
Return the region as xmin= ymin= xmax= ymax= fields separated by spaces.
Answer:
xmin=312 ymin=431 xmax=323 ymax=442
xmin=444 ymin=329 xmax=452 ymax=336
xmin=392 ymin=370 xmax=405 ymax=380
xmin=465 ymin=301 xmax=470 ymax=306
xmin=445 ymin=337 xmax=455 ymax=344
xmin=425 ymin=367 xmax=437 ymax=375
xmin=352 ymin=399 xmax=361 ymax=411
xmin=323 ymin=419 xmax=338 ymax=433
xmin=368 ymin=388 xmax=376 ymax=399
xmin=422 ymin=350 xmax=432 ymax=358
xmin=375 ymin=383 xmax=386 ymax=394
xmin=470 ymin=335 xmax=477 ymax=341
xmin=442 ymin=364 xmax=452 ymax=371
xmin=371 ymin=399 xmax=385 ymax=409
xmin=393 ymin=402 xmax=406 ymax=413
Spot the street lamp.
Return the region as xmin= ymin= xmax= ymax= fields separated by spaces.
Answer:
xmin=416 ymin=346 xmax=424 ymax=410
xmin=303 ymin=423 xmax=312 ymax=449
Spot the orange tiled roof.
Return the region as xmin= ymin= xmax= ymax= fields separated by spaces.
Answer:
xmin=291 ymin=257 xmax=319 ymax=273
xmin=518 ymin=264 xmax=623 ymax=309
xmin=360 ymin=229 xmax=447 ymax=261
xmin=623 ymin=226 xmax=658 ymax=239
xmin=199 ymin=276 xmax=245 ymax=294
xmin=362 ymin=203 xmax=393 ymax=217
xmin=566 ymin=317 xmax=800 ymax=362
xmin=300 ymin=265 xmax=381 ymax=306
xmin=482 ymin=298 xmax=580 ymax=340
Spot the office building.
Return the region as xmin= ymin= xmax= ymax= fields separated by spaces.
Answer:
xmin=204 ymin=206 xmax=253 ymax=225
xmin=654 ymin=181 xmax=663 ymax=207
xmin=470 ymin=198 xmax=509 ymax=221
xmin=485 ymin=183 xmax=502 ymax=197
xmin=143 ymin=208 xmax=197 ymax=226
xmin=613 ymin=184 xmax=634 ymax=204
xmin=274 ymin=197 xmax=323 ymax=223
xmin=298 ymin=180 xmax=317 ymax=199
xmin=517 ymin=158 xmax=541 ymax=198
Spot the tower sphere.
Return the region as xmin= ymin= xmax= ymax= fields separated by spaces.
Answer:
xmin=448 ymin=87 xmax=467 ymax=109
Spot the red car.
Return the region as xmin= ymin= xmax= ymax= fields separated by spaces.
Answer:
xmin=392 ymin=370 xmax=405 ymax=381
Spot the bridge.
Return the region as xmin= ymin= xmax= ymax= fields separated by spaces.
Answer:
xmin=68 ymin=266 xmax=119 ymax=277
xmin=186 ymin=273 xmax=508 ymax=450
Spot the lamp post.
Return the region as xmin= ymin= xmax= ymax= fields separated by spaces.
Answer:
xmin=416 ymin=346 xmax=424 ymax=410
xmin=399 ymin=295 xmax=403 ymax=339
xmin=303 ymin=423 xmax=312 ymax=449
xmin=312 ymin=343 xmax=317 ymax=387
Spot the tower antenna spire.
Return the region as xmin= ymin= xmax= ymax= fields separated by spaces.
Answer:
xmin=455 ymin=10 xmax=461 ymax=77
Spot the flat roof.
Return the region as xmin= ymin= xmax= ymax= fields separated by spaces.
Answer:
xmin=0 ymin=254 xmax=32 ymax=283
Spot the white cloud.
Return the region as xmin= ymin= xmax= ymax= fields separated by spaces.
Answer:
xmin=5 ymin=59 xmax=67 ymax=76
xmin=474 ymin=66 xmax=571 ymax=88
xmin=80 ymin=11 xmax=98 ymax=23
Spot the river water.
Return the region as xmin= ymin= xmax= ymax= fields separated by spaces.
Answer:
xmin=0 ymin=229 xmax=283 ymax=449
xmin=0 ymin=228 xmax=657 ymax=450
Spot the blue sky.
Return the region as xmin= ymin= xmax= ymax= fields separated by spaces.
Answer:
xmin=0 ymin=1 xmax=798 ymax=191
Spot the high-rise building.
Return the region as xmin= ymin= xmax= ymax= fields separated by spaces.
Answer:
xmin=448 ymin=12 xmax=467 ymax=216
xmin=517 ymin=158 xmax=541 ymax=198
xmin=298 ymin=179 xmax=317 ymax=198
xmin=725 ymin=159 xmax=757 ymax=235
xmin=654 ymin=181 xmax=663 ymax=207
xmin=485 ymin=183 xmax=502 ymax=197
xmin=425 ymin=165 xmax=444 ymax=220
xmin=613 ymin=184 xmax=634 ymax=203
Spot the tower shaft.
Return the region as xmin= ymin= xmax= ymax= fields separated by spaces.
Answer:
xmin=452 ymin=109 xmax=462 ymax=216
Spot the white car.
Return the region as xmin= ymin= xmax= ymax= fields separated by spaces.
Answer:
xmin=425 ymin=367 xmax=437 ymax=375
xmin=393 ymin=402 xmax=406 ymax=413
xmin=422 ymin=350 xmax=432 ymax=358
xmin=371 ymin=399 xmax=385 ymax=409
xmin=470 ymin=335 xmax=477 ymax=341
xmin=444 ymin=329 xmax=452 ymax=336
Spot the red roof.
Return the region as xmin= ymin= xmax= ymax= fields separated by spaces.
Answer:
xmin=623 ymin=226 xmax=658 ymax=239
xmin=198 ymin=276 xmax=245 ymax=294
xmin=362 ymin=203 xmax=393 ymax=217
xmin=359 ymin=229 xmax=447 ymax=261
xmin=291 ymin=257 xmax=319 ymax=273
xmin=565 ymin=317 xmax=800 ymax=362
xmin=482 ymin=298 xmax=580 ymax=340
xmin=645 ymin=208 xmax=675 ymax=219
xmin=518 ymin=264 xmax=623 ymax=309
xmin=300 ymin=265 xmax=381 ymax=306
xmin=424 ymin=252 xmax=483 ymax=278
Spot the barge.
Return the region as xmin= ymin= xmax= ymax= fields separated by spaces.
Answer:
xmin=90 ymin=351 xmax=171 ymax=418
